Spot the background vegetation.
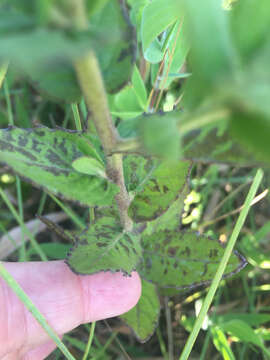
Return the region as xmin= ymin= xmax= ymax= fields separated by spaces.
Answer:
xmin=0 ymin=0 xmax=270 ymax=359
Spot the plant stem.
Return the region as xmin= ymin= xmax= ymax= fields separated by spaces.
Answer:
xmin=72 ymin=1 xmax=132 ymax=230
xmin=179 ymin=168 xmax=263 ymax=360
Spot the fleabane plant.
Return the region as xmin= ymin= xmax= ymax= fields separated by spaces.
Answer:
xmin=1 ymin=0 xmax=269 ymax=342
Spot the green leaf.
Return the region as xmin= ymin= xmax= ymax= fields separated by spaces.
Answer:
xmin=183 ymin=125 xmax=264 ymax=166
xmin=29 ymin=62 xmax=82 ymax=103
xmin=138 ymin=231 xmax=246 ymax=289
xmin=211 ymin=326 xmax=236 ymax=360
xmin=143 ymin=171 xmax=191 ymax=234
xmin=229 ymin=113 xmax=270 ymax=163
xmin=0 ymin=28 xmax=92 ymax=70
xmin=141 ymin=0 xmax=181 ymax=54
xmin=139 ymin=111 xmax=181 ymax=159
xmin=91 ymin=0 xmax=136 ymax=93
xmin=181 ymin=0 xmax=235 ymax=106
xmin=230 ymin=0 xmax=270 ymax=63
xmin=220 ymin=320 xmax=266 ymax=351
xmin=0 ymin=126 xmax=118 ymax=206
xmin=128 ymin=160 xmax=191 ymax=222
xmin=72 ymin=156 xmax=106 ymax=179
xmin=120 ymin=280 xmax=160 ymax=343
xmin=216 ymin=313 xmax=270 ymax=328
xmin=66 ymin=216 xmax=142 ymax=275
xmin=0 ymin=28 xmax=92 ymax=102
xmin=86 ymin=0 xmax=109 ymax=16
xmin=123 ymin=154 xmax=156 ymax=193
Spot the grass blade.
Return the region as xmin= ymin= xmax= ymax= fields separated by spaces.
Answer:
xmin=179 ymin=168 xmax=263 ymax=360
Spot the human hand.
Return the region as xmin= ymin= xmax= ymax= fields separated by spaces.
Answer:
xmin=0 ymin=260 xmax=141 ymax=360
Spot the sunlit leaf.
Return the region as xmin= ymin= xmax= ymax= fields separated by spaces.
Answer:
xmin=211 ymin=326 xmax=236 ymax=360
xmin=72 ymin=156 xmax=106 ymax=178
xmin=66 ymin=216 xmax=142 ymax=275
xmin=0 ymin=126 xmax=118 ymax=206
xmin=128 ymin=160 xmax=191 ymax=222
xmin=141 ymin=0 xmax=181 ymax=54
xmin=138 ymin=231 xmax=247 ymax=289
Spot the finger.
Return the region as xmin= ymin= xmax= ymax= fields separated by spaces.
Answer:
xmin=0 ymin=261 xmax=141 ymax=356
xmin=23 ymin=339 xmax=57 ymax=360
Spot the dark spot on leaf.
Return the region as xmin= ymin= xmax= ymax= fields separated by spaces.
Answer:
xmin=164 ymin=268 xmax=168 ymax=275
xmin=119 ymin=240 xmax=130 ymax=255
xmin=163 ymin=185 xmax=169 ymax=193
xmin=145 ymin=257 xmax=152 ymax=269
xmin=97 ymin=242 xmax=107 ymax=247
xmin=168 ymin=247 xmax=177 ymax=256
xmin=183 ymin=270 xmax=187 ymax=276
xmin=117 ymin=44 xmax=132 ymax=62
xmin=173 ymin=261 xmax=178 ymax=269
xmin=59 ymin=138 xmax=68 ymax=156
xmin=202 ymin=263 xmax=208 ymax=277
xmin=149 ymin=179 xmax=160 ymax=192
xmin=181 ymin=246 xmax=191 ymax=257
xmin=18 ymin=135 xmax=28 ymax=147
xmin=31 ymin=139 xmax=42 ymax=153
xmin=45 ymin=149 xmax=66 ymax=167
xmin=209 ymin=249 xmax=218 ymax=258
xmin=35 ymin=130 xmax=45 ymax=137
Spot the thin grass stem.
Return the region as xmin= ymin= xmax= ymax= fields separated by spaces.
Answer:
xmin=179 ymin=168 xmax=263 ymax=360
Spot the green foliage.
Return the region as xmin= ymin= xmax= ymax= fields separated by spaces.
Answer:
xmin=139 ymin=111 xmax=181 ymax=159
xmin=120 ymin=280 xmax=160 ymax=342
xmin=138 ymin=231 xmax=245 ymax=289
xmin=141 ymin=0 xmax=181 ymax=55
xmin=0 ymin=126 xmax=118 ymax=206
xmin=91 ymin=0 xmax=136 ymax=93
xmin=2 ymin=0 xmax=270 ymax=355
xmin=128 ymin=160 xmax=191 ymax=222
xmin=66 ymin=215 xmax=142 ymax=275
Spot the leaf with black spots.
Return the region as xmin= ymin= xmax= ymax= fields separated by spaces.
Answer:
xmin=138 ymin=231 xmax=247 ymax=289
xmin=120 ymin=280 xmax=160 ymax=343
xmin=91 ymin=0 xmax=136 ymax=93
xmin=0 ymin=126 xmax=118 ymax=206
xmin=128 ymin=160 xmax=191 ymax=222
xmin=123 ymin=154 xmax=157 ymax=193
xmin=66 ymin=216 xmax=142 ymax=275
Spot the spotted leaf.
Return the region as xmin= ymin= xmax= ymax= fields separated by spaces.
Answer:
xmin=138 ymin=231 xmax=247 ymax=289
xmin=120 ymin=279 xmax=160 ymax=343
xmin=128 ymin=160 xmax=191 ymax=222
xmin=0 ymin=126 xmax=118 ymax=206
xmin=91 ymin=0 xmax=136 ymax=93
xmin=66 ymin=216 xmax=142 ymax=275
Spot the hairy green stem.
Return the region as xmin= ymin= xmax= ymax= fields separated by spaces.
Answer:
xmin=72 ymin=1 xmax=132 ymax=230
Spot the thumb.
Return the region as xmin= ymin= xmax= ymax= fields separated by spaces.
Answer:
xmin=0 ymin=260 xmax=141 ymax=357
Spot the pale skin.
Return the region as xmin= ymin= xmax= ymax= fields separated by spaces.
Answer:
xmin=0 ymin=261 xmax=141 ymax=360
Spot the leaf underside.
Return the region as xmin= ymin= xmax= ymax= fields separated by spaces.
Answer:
xmin=66 ymin=216 xmax=142 ymax=275
xmin=0 ymin=126 xmax=118 ymax=206
xmin=138 ymin=230 xmax=247 ymax=289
